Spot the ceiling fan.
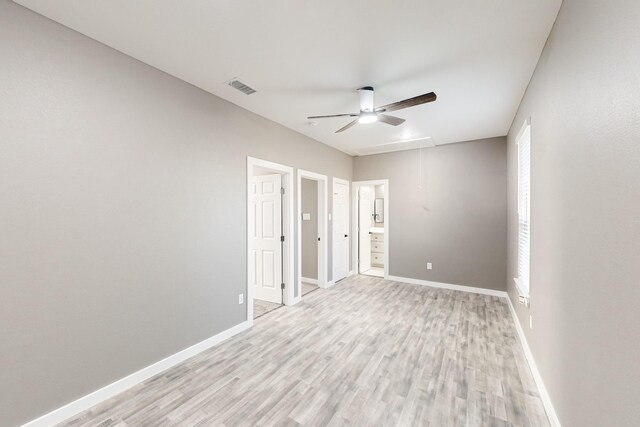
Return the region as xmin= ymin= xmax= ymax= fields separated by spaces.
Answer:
xmin=307 ymin=86 xmax=437 ymax=133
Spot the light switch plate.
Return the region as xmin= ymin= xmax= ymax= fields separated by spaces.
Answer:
xmin=238 ymin=294 xmax=244 ymax=304
xmin=427 ymin=262 xmax=433 ymax=270
xmin=302 ymin=213 xmax=311 ymax=221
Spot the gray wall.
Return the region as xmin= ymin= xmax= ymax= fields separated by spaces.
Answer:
xmin=300 ymin=179 xmax=318 ymax=280
xmin=506 ymin=1 xmax=640 ymax=425
xmin=0 ymin=2 xmax=351 ymax=425
xmin=354 ymin=137 xmax=507 ymax=291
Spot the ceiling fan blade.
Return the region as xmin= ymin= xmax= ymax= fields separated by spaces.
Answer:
xmin=377 ymin=114 xmax=406 ymax=126
xmin=335 ymin=119 xmax=359 ymax=133
xmin=307 ymin=113 xmax=358 ymax=119
xmin=376 ymin=92 xmax=437 ymax=113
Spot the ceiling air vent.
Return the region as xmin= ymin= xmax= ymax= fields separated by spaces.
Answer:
xmin=227 ymin=79 xmax=257 ymax=95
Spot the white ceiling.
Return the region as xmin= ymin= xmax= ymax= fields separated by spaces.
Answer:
xmin=15 ymin=0 xmax=561 ymax=156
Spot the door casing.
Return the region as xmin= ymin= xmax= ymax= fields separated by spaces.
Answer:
xmin=247 ymin=157 xmax=294 ymax=325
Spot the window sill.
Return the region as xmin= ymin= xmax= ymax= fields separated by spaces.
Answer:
xmin=513 ymin=277 xmax=530 ymax=306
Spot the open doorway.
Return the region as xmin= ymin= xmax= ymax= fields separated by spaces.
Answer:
xmin=297 ymin=170 xmax=328 ymax=301
xmin=352 ymin=180 xmax=389 ymax=278
xmin=247 ymin=157 xmax=294 ymax=322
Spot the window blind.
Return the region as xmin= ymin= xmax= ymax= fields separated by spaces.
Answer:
xmin=517 ymin=125 xmax=531 ymax=295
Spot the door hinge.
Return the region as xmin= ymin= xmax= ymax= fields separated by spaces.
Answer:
xmin=280 ymin=187 xmax=285 ymax=195
xmin=281 ymin=235 xmax=285 ymax=242
xmin=281 ymin=283 xmax=285 ymax=290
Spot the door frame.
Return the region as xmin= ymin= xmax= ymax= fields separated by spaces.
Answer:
xmin=357 ymin=185 xmax=373 ymax=274
xmin=296 ymin=170 xmax=328 ymax=303
xmin=351 ymin=180 xmax=390 ymax=278
xmin=247 ymin=157 xmax=295 ymax=325
xmin=332 ymin=177 xmax=351 ymax=283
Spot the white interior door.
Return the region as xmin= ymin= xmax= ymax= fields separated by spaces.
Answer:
xmin=252 ymin=174 xmax=282 ymax=303
xmin=333 ymin=180 xmax=349 ymax=282
xmin=358 ymin=186 xmax=372 ymax=273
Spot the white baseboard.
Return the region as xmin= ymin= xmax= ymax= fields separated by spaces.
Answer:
xmin=324 ymin=280 xmax=336 ymax=288
xmin=386 ymin=275 xmax=508 ymax=298
xmin=21 ymin=321 xmax=252 ymax=427
xmin=301 ymin=277 xmax=318 ymax=285
xmin=506 ymin=298 xmax=561 ymax=427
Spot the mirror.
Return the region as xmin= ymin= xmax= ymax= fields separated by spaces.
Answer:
xmin=374 ymin=198 xmax=384 ymax=223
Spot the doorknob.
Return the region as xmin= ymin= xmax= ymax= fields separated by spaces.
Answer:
xmin=344 ymin=234 xmax=348 ymax=238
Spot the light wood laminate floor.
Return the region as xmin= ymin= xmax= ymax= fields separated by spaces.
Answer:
xmin=362 ymin=267 xmax=384 ymax=278
xmin=59 ymin=275 xmax=549 ymax=427
xmin=253 ymin=299 xmax=282 ymax=319
xmin=302 ymin=282 xmax=319 ymax=296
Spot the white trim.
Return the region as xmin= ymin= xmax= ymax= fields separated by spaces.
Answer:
xmin=301 ymin=277 xmax=318 ymax=285
xmin=516 ymin=116 xmax=532 ymax=142
xmin=513 ymin=277 xmax=530 ymax=302
xmin=247 ymin=157 xmax=295 ymax=320
xmin=21 ymin=321 xmax=251 ymax=427
xmin=516 ymin=118 xmax=531 ymax=298
xmin=351 ymin=180 xmax=390 ymax=279
xmin=332 ymin=177 xmax=350 ymax=282
xmin=507 ymin=298 xmax=561 ymax=427
xmin=297 ymin=170 xmax=329 ymax=298
xmin=386 ymin=275 xmax=508 ymax=298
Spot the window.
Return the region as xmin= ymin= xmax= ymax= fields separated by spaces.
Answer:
xmin=516 ymin=120 xmax=531 ymax=296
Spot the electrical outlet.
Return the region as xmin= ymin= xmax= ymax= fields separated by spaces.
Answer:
xmin=427 ymin=262 xmax=433 ymax=270
xmin=529 ymin=315 xmax=533 ymax=329
xmin=238 ymin=294 xmax=244 ymax=304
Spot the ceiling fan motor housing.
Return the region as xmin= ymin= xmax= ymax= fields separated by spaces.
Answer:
xmin=358 ymin=86 xmax=375 ymax=112
xmin=306 ymin=87 xmax=436 ymax=133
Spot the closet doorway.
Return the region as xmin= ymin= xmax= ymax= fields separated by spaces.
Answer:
xmin=352 ymin=180 xmax=389 ymax=278
xmin=296 ymin=170 xmax=328 ymax=302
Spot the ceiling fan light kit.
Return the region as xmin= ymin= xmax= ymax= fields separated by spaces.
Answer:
xmin=358 ymin=112 xmax=378 ymax=124
xmin=307 ymin=86 xmax=437 ymax=133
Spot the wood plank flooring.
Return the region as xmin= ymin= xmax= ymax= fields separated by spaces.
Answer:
xmin=253 ymin=299 xmax=282 ymax=319
xmin=58 ymin=275 xmax=549 ymax=427
xmin=361 ymin=267 xmax=384 ymax=278
xmin=302 ymin=282 xmax=319 ymax=296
